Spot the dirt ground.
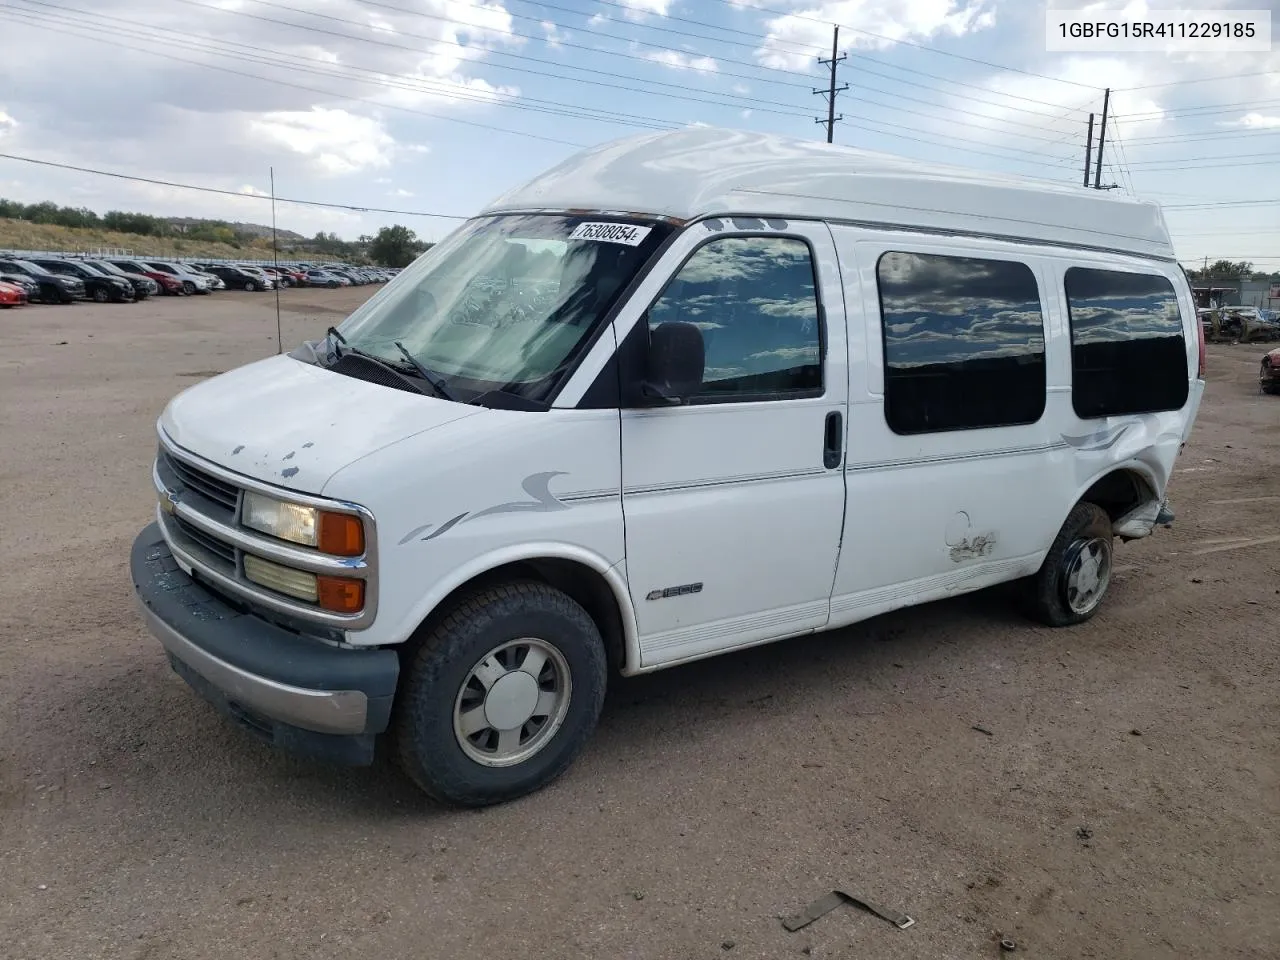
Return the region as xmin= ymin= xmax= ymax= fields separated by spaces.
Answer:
xmin=1 ymin=287 xmax=1277 ymax=960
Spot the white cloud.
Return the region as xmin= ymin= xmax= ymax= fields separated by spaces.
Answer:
xmin=0 ymin=109 xmax=15 ymax=138
xmin=249 ymin=107 xmax=397 ymax=176
xmin=612 ymin=0 xmax=671 ymax=20
xmin=645 ymin=50 xmax=720 ymax=72
xmin=1229 ymin=112 xmax=1280 ymax=129
xmin=541 ymin=20 xmax=562 ymax=47
xmin=731 ymin=83 xmax=750 ymax=95
xmin=756 ymin=0 xmax=998 ymax=70
xmin=390 ymin=188 xmax=415 ymax=197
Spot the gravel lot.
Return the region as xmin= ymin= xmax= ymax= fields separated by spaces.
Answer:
xmin=1 ymin=288 xmax=1277 ymax=960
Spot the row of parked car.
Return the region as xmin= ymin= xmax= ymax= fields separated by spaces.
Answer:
xmin=0 ymin=255 xmax=395 ymax=307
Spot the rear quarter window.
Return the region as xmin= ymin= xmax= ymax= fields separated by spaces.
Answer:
xmin=1065 ymin=267 xmax=1189 ymax=418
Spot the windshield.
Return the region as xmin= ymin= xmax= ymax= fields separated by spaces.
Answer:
xmin=8 ymin=259 xmax=53 ymax=277
xmin=80 ymin=261 xmax=113 ymax=277
xmin=337 ymin=214 xmax=672 ymax=403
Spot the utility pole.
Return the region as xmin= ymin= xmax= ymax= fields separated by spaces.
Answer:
xmin=813 ymin=25 xmax=847 ymax=143
xmin=1083 ymin=113 xmax=1094 ymax=188
xmin=1093 ymin=87 xmax=1111 ymax=189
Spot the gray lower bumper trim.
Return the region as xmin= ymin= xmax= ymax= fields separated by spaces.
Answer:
xmin=139 ymin=602 xmax=370 ymax=735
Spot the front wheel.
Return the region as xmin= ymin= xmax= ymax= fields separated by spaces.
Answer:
xmin=1019 ymin=502 xmax=1114 ymax=627
xmin=393 ymin=582 xmax=608 ymax=807
xmin=92 ymin=287 xmax=109 ymax=303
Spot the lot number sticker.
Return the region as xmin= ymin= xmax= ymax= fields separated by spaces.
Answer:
xmin=569 ymin=222 xmax=652 ymax=246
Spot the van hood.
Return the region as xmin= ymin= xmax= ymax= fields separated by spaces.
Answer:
xmin=160 ymin=353 xmax=482 ymax=494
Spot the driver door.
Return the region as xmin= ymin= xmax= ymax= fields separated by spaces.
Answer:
xmin=618 ymin=221 xmax=849 ymax=669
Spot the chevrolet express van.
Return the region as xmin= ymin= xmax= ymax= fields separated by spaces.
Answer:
xmin=132 ymin=128 xmax=1204 ymax=807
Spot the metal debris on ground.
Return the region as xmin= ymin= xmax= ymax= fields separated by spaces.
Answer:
xmin=1000 ymin=937 xmax=1017 ymax=951
xmin=781 ymin=888 xmax=914 ymax=932
xmin=971 ymin=725 xmax=994 ymax=736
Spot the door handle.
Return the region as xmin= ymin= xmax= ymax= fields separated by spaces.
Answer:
xmin=823 ymin=411 xmax=843 ymax=470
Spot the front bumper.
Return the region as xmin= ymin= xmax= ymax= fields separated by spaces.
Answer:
xmin=131 ymin=522 xmax=399 ymax=765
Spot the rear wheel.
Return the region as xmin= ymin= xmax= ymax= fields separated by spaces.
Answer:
xmin=1019 ymin=502 xmax=1114 ymax=627
xmin=393 ymin=581 xmax=608 ymax=807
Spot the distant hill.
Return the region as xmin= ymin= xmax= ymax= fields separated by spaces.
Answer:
xmin=167 ymin=217 xmax=306 ymax=242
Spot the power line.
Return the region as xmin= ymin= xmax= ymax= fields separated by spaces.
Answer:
xmin=11 ymin=1 xmax=1081 ymax=167
xmin=1125 ymin=128 xmax=1280 ymax=145
xmin=1121 ymin=158 xmax=1280 ymax=171
xmin=229 ymin=0 xmax=1094 ymax=139
xmin=1164 ymin=199 xmax=1280 ymax=210
xmin=1117 ymin=70 xmax=1280 ymax=91
xmin=701 ymin=0 xmax=1101 ymax=90
xmin=245 ymin=0 xmax=819 ymax=96
xmin=1126 ymin=150 xmax=1280 ymax=165
xmin=506 ymin=0 xmax=1094 ymax=121
xmin=0 ymin=8 xmax=589 ymax=147
xmin=19 ymin=0 xmax=812 ymax=119
xmin=7 ymin=3 xmax=687 ymax=132
xmin=1118 ymin=99 xmax=1280 ymax=121
xmin=0 ymin=152 xmax=472 ymax=219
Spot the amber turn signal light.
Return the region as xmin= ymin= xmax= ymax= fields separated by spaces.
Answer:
xmin=318 ymin=512 xmax=365 ymax=556
xmin=317 ymin=575 xmax=365 ymax=614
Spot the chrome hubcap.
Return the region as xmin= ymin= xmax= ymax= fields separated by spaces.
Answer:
xmin=453 ymin=638 xmax=571 ymax=768
xmin=1063 ymin=536 xmax=1112 ymax=615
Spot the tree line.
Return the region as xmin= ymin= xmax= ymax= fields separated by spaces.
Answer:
xmin=1 ymin=197 xmax=434 ymax=267
xmin=1185 ymin=260 xmax=1278 ymax=281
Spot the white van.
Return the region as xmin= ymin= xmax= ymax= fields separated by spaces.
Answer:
xmin=132 ymin=127 xmax=1205 ymax=807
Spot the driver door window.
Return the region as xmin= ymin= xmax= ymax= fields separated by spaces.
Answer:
xmin=647 ymin=236 xmax=823 ymax=402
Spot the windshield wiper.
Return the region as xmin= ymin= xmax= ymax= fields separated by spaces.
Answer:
xmin=393 ymin=340 xmax=456 ymax=402
xmin=326 ymin=325 xmax=347 ymax=356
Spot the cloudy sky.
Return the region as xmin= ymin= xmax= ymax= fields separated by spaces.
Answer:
xmin=0 ymin=0 xmax=1277 ymax=269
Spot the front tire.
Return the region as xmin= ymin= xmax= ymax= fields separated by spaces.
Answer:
xmin=1020 ymin=502 xmax=1114 ymax=627
xmin=393 ymin=581 xmax=608 ymax=808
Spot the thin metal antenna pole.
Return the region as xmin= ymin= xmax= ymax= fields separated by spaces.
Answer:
xmin=270 ymin=166 xmax=282 ymax=355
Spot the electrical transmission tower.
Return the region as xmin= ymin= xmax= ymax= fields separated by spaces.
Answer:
xmin=813 ymin=25 xmax=847 ymax=143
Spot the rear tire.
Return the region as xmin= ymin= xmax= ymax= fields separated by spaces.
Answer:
xmin=1019 ymin=502 xmax=1114 ymax=627
xmin=393 ymin=581 xmax=608 ymax=808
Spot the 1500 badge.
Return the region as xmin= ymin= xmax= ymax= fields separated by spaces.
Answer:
xmin=646 ymin=582 xmax=703 ymax=601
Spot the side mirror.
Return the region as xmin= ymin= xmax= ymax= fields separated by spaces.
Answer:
xmin=641 ymin=321 xmax=705 ymax=405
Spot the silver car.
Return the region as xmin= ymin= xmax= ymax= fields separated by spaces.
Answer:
xmin=144 ymin=261 xmax=213 ymax=296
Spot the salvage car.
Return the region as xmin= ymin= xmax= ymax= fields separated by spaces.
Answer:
xmin=144 ymin=261 xmax=213 ymax=296
xmin=131 ymin=127 xmax=1205 ymax=808
xmin=29 ymin=257 xmax=134 ymax=303
xmin=108 ymin=259 xmax=185 ymax=296
xmin=0 ymin=257 xmax=85 ymax=303
xmin=1261 ymin=346 xmax=1280 ymax=394
xmin=84 ymin=259 xmax=157 ymax=299
xmin=0 ymin=278 xmax=28 ymax=307
xmin=0 ymin=270 xmax=41 ymax=301
xmin=197 ymin=264 xmax=270 ymax=292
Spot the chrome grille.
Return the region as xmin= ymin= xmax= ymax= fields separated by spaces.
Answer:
xmin=174 ymin=515 xmax=236 ymax=565
xmin=160 ymin=449 xmax=239 ymax=509
xmin=153 ymin=436 xmax=377 ymax=629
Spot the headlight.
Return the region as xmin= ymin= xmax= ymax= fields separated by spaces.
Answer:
xmin=241 ymin=491 xmax=365 ymax=556
xmin=243 ymin=554 xmax=366 ymax=612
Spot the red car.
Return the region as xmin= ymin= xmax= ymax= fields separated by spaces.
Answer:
xmin=107 ymin=259 xmax=186 ymax=296
xmin=1261 ymin=347 xmax=1280 ymax=395
xmin=0 ymin=279 xmax=29 ymax=307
